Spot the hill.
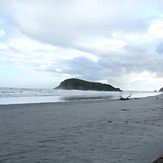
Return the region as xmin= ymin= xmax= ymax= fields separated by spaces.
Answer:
xmin=55 ymin=78 xmax=122 ymax=92
xmin=159 ymin=87 xmax=163 ymax=92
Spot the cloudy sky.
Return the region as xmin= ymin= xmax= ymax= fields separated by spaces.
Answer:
xmin=0 ymin=0 xmax=163 ymax=90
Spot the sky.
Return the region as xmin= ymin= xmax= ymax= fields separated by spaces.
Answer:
xmin=0 ymin=0 xmax=163 ymax=91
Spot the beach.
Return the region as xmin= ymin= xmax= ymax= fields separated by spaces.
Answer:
xmin=0 ymin=95 xmax=163 ymax=163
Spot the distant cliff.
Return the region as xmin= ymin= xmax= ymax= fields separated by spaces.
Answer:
xmin=159 ymin=87 xmax=163 ymax=92
xmin=55 ymin=78 xmax=122 ymax=92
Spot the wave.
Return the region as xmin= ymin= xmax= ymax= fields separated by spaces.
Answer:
xmin=0 ymin=87 xmax=162 ymax=104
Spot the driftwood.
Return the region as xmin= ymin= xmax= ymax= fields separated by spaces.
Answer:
xmin=119 ymin=94 xmax=132 ymax=100
xmin=153 ymin=154 xmax=163 ymax=163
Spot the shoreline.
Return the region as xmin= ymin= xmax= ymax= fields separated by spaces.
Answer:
xmin=0 ymin=92 xmax=162 ymax=106
xmin=0 ymin=94 xmax=163 ymax=162
xmin=0 ymin=88 xmax=162 ymax=105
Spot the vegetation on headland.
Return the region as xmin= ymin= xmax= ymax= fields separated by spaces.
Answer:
xmin=55 ymin=78 xmax=122 ymax=92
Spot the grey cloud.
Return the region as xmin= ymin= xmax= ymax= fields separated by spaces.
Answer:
xmin=57 ymin=57 xmax=100 ymax=81
xmin=0 ymin=0 xmax=156 ymax=48
xmin=55 ymin=44 xmax=163 ymax=83
xmin=156 ymin=41 xmax=163 ymax=54
xmin=0 ymin=0 xmax=163 ymax=89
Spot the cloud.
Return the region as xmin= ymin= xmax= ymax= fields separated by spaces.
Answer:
xmin=1 ymin=0 xmax=162 ymax=50
xmin=0 ymin=43 xmax=7 ymax=50
xmin=0 ymin=0 xmax=163 ymax=90
xmin=0 ymin=33 xmax=98 ymax=76
xmin=0 ymin=29 xmax=5 ymax=36
xmin=0 ymin=0 xmax=153 ymax=47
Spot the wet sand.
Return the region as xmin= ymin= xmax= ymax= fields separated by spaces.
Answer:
xmin=0 ymin=95 xmax=163 ymax=163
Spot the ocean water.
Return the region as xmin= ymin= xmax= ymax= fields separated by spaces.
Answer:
xmin=0 ymin=87 xmax=162 ymax=104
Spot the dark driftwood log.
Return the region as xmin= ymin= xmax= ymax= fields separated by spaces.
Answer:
xmin=153 ymin=154 xmax=163 ymax=163
xmin=119 ymin=97 xmax=130 ymax=100
xmin=119 ymin=94 xmax=132 ymax=100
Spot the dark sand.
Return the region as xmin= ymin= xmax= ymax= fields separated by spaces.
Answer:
xmin=0 ymin=95 xmax=163 ymax=163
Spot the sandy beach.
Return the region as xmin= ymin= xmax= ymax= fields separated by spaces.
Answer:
xmin=0 ymin=95 xmax=163 ymax=163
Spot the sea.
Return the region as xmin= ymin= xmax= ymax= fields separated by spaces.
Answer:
xmin=0 ymin=87 xmax=162 ymax=105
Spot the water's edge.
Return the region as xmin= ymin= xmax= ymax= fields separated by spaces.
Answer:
xmin=0 ymin=87 xmax=162 ymax=105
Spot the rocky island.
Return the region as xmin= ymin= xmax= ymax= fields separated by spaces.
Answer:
xmin=55 ymin=78 xmax=122 ymax=91
xmin=159 ymin=87 xmax=163 ymax=92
